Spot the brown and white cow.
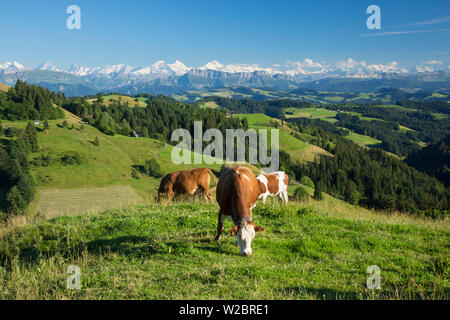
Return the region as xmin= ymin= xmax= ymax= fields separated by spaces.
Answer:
xmin=256 ymin=172 xmax=289 ymax=204
xmin=215 ymin=166 xmax=266 ymax=256
xmin=158 ymin=168 xmax=217 ymax=202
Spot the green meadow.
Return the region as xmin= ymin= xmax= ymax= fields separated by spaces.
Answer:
xmin=0 ymin=200 xmax=447 ymax=300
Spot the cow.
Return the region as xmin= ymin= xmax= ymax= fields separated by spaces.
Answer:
xmin=256 ymin=172 xmax=289 ymax=204
xmin=215 ymin=166 xmax=266 ymax=256
xmin=158 ymin=168 xmax=217 ymax=202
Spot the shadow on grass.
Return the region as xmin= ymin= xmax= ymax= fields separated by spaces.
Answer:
xmin=8 ymin=232 xmax=239 ymax=269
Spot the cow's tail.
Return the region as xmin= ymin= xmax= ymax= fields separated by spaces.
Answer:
xmin=207 ymin=168 xmax=218 ymax=192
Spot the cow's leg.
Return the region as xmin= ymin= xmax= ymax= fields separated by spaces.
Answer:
xmin=262 ymin=194 xmax=268 ymax=203
xmin=214 ymin=212 xmax=224 ymax=241
xmin=280 ymin=191 xmax=288 ymax=204
xmin=203 ymin=189 xmax=213 ymax=202
xmin=198 ymin=180 xmax=213 ymax=202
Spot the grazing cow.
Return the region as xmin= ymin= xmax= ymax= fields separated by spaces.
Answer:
xmin=256 ymin=172 xmax=289 ymax=204
xmin=158 ymin=168 xmax=217 ymax=202
xmin=215 ymin=166 xmax=266 ymax=256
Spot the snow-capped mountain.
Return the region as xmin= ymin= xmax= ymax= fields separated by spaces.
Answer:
xmin=1 ymin=59 xmax=449 ymax=96
xmin=37 ymin=62 xmax=61 ymax=72
xmin=0 ymin=61 xmax=25 ymax=74
xmin=68 ymin=63 xmax=100 ymax=76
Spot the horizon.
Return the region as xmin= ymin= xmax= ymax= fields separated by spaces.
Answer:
xmin=1 ymin=0 xmax=450 ymax=73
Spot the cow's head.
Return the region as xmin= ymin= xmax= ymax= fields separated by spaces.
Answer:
xmin=230 ymin=221 xmax=265 ymax=256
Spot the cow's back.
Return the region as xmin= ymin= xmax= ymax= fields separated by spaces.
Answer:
xmin=217 ymin=167 xmax=261 ymax=216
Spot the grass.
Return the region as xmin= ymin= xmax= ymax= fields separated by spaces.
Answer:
xmin=0 ymin=83 xmax=10 ymax=92
xmin=0 ymin=201 xmax=447 ymax=300
xmin=199 ymin=101 xmax=220 ymax=109
xmin=284 ymin=107 xmax=338 ymax=123
xmin=236 ymin=113 xmax=330 ymax=163
xmin=345 ymin=131 xmax=382 ymax=147
xmin=87 ymin=95 xmax=148 ymax=108
xmin=35 ymin=186 xmax=144 ymax=219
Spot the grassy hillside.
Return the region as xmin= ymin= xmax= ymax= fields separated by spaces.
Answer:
xmin=87 ymin=94 xmax=148 ymax=107
xmin=1 ymin=112 xmax=259 ymax=218
xmin=0 ymin=200 xmax=447 ymax=299
xmin=0 ymin=83 xmax=10 ymax=92
xmin=235 ymin=113 xmax=331 ymax=162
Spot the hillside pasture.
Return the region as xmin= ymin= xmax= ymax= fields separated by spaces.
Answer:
xmin=284 ymin=107 xmax=338 ymax=122
xmin=345 ymin=131 xmax=382 ymax=147
xmin=236 ymin=113 xmax=331 ymax=163
xmin=87 ymin=94 xmax=148 ymax=107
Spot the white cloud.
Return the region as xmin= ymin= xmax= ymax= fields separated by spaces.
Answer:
xmin=285 ymin=58 xmax=329 ymax=76
xmin=416 ymin=60 xmax=445 ymax=72
xmin=335 ymin=58 xmax=407 ymax=75
xmin=362 ymin=28 xmax=450 ymax=37
xmin=411 ymin=16 xmax=450 ymax=26
xmin=422 ymin=60 xmax=442 ymax=65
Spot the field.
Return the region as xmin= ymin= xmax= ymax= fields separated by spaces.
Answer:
xmin=235 ymin=113 xmax=331 ymax=162
xmin=87 ymin=94 xmax=148 ymax=107
xmin=284 ymin=107 xmax=338 ymax=122
xmin=35 ymin=186 xmax=144 ymax=219
xmin=0 ymin=199 xmax=448 ymax=299
xmin=345 ymin=132 xmax=382 ymax=147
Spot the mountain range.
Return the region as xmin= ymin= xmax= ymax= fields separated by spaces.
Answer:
xmin=1 ymin=60 xmax=450 ymax=97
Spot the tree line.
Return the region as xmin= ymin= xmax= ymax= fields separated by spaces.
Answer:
xmin=0 ymin=122 xmax=38 ymax=218
xmin=63 ymin=94 xmax=245 ymax=149
xmin=0 ymin=80 xmax=66 ymax=121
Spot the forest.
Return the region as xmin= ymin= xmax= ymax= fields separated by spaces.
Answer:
xmin=63 ymin=94 xmax=245 ymax=145
xmin=0 ymin=122 xmax=38 ymax=219
xmin=0 ymin=80 xmax=66 ymax=121
xmin=406 ymin=135 xmax=450 ymax=187
xmin=285 ymin=117 xmax=448 ymax=217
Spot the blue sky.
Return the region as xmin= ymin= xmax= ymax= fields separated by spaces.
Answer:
xmin=1 ymin=0 xmax=450 ymax=71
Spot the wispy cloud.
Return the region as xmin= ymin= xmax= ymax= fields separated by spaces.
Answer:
xmin=362 ymin=28 xmax=450 ymax=37
xmin=411 ymin=15 xmax=450 ymax=26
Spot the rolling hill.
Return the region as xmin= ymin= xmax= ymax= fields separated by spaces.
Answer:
xmin=235 ymin=113 xmax=331 ymax=163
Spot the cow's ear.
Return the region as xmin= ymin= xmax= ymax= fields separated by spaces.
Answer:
xmin=229 ymin=225 xmax=239 ymax=235
xmin=254 ymin=225 xmax=265 ymax=232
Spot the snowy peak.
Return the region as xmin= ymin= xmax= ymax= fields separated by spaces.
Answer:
xmin=37 ymin=62 xmax=61 ymax=72
xmin=199 ymin=60 xmax=224 ymax=71
xmin=3 ymin=59 xmax=448 ymax=85
xmin=68 ymin=63 xmax=99 ymax=76
xmin=0 ymin=61 xmax=25 ymax=74
xmin=168 ymin=60 xmax=191 ymax=76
